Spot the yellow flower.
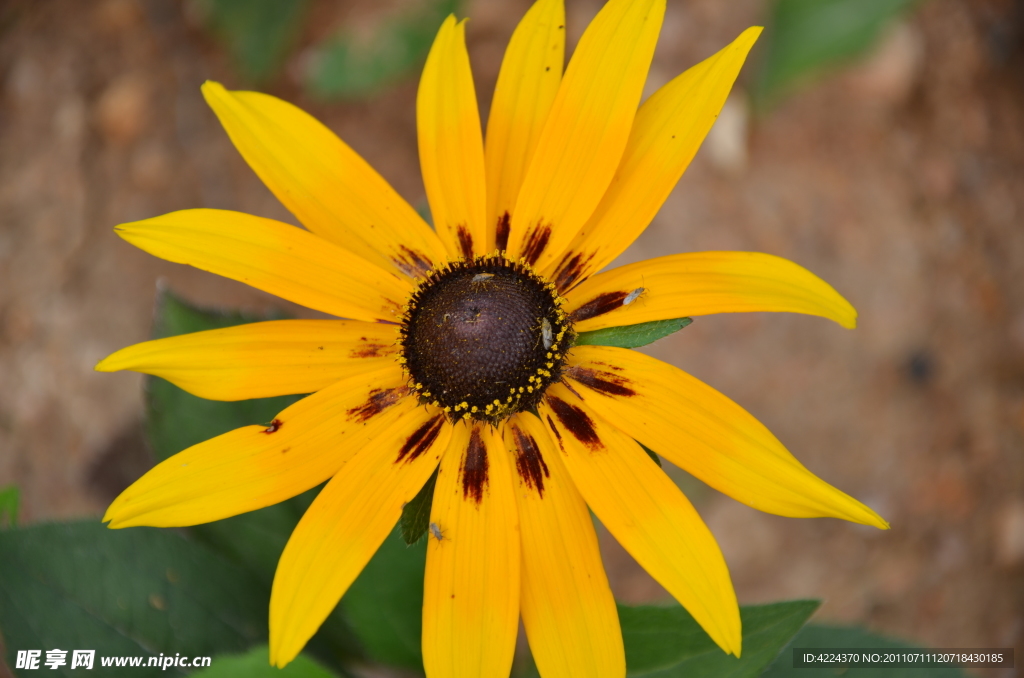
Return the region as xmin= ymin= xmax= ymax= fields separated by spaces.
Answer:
xmin=98 ymin=0 xmax=888 ymax=675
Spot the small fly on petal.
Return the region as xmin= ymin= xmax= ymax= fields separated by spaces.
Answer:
xmin=624 ymin=287 xmax=645 ymax=305
xmin=429 ymin=521 xmax=446 ymax=542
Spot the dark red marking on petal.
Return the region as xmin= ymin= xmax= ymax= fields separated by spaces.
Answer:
xmin=567 ymin=366 xmax=636 ymax=397
xmin=570 ymin=290 xmax=629 ymax=323
xmin=495 ymin=212 xmax=511 ymax=252
xmin=460 ymin=427 xmax=489 ymax=504
xmin=263 ymin=419 xmax=282 ymax=434
xmin=547 ymin=397 xmax=603 ymax=451
xmin=281 ymin=447 xmax=291 ymax=454
xmin=396 ymin=415 xmax=445 ymax=464
xmin=349 ymin=342 xmax=394 ymax=359
xmin=521 ymin=223 xmax=552 ymax=266
xmin=456 ymin=225 xmax=474 ymax=259
xmin=392 ymin=245 xmax=433 ymax=277
xmin=510 ymin=424 xmax=549 ymax=496
xmin=552 ymin=250 xmax=596 ymax=294
xmin=544 ymin=414 xmax=563 ymax=449
xmin=347 ymin=387 xmax=404 ymax=422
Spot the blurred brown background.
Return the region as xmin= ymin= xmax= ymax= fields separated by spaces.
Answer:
xmin=0 ymin=0 xmax=1022 ymax=667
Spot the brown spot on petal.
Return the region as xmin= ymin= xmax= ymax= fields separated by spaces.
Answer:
xmin=521 ymin=223 xmax=552 ymax=266
xmin=456 ymin=225 xmax=474 ymax=259
xmin=495 ymin=212 xmax=511 ymax=252
xmin=567 ymin=365 xmax=636 ymax=397
xmin=552 ymin=250 xmax=596 ymax=293
xmin=570 ymin=290 xmax=629 ymax=323
xmin=397 ymin=415 xmax=445 ymax=464
xmin=510 ymin=424 xmax=549 ymax=496
xmin=349 ymin=341 xmax=395 ymax=359
xmin=547 ymin=397 xmax=603 ymax=450
xmin=347 ymin=387 xmax=404 ymax=422
xmin=393 ymin=245 xmax=433 ymax=277
xmin=460 ymin=427 xmax=489 ymax=504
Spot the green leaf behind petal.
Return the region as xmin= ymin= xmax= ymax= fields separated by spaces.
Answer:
xmin=144 ymin=290 xmax=361 ymax=670
xmin=341 ymin=528 xmax=428 ymax=671
xmin=621 ymin=600 xmax=819 ymax=677
xmin=574 ymin=318 xmax=692 ymax=349
xmin=400 ymin=467 xmax=439 ymax=545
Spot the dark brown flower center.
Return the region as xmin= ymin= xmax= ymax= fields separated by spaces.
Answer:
xmin=399 ymin=255 xmax=573 ymax=424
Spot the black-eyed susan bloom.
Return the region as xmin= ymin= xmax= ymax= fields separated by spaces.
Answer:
xmin=98 ymin=0 xmax=888 ymax=675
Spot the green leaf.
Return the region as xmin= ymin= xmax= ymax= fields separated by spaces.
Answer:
xmin=0 ymin=484 xmax=19 ymax=528
xmin=144 ymin=290 xmax=306 ymax=582
xmin=146 ymin=290 xmax=301 ymax=467
xmin=193 ymin=0 xmax=310 ymax=83
xmin=144 ymin=290 xmax=362 ymax=669
xmin=638 ymin=442 xmax=662 ymax=468
xmin=575 ymin=318 xmax=692 ymax=349
xmin=193 ymin=645 xmax=338 ymax=678
xmin=761 ymin=624 xmax=969 ymax=677
xmin=306 ymin=0 xmax=460 ymax=100
xmin=340 ymin=527 xmax=428 ymax=671
xmin=0 ymin=521 xmax=269 ymax=677
xmin=620 ymin=600 xmax=820 ymax=677
xmin=754 ymin=0 xmax=917 ymax=108
xmin=400 ymin=467 xmax=438 ymax=545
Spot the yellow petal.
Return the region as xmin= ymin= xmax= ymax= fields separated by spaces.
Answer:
xmin=104 ymin=365 xmax=413 ymax=528
xmin=96 ymin=320 xmax=399 ymax=401
xmin=539 ymin=382 xmax=741 ymax=657
xmin=115 ymin=209 xmax=410 ymax=323
xmin=503 ymin=414 xmax=624 ymax=678
xmin=507 ymin=0 xmax=665 ymax=267
xmin=422 ymin=422 xmax=519 ymax=678
xmin=269 ymin=407 xmax=451 ymax=667
xmin=418 ymin=16 xmax=488 ymax=259
xmin=565 ymin=346 xmax=888 ymax=528
xmin=485 ymin=0 xmax=565 ymax=252
xmin=202 ymin=81 xmax=444 ymax=278
xmin=545 ymin=28 xmax=762 ymax=291
xmin=566 ymin=251 xmax=857 ymax=332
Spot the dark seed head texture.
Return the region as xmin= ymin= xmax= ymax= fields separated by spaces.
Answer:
xmin=399 ymin=254 xmax=574 ymax=424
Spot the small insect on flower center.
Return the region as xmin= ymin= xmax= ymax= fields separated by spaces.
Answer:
xmin=399 ymin=254 xmax=574 ymax=424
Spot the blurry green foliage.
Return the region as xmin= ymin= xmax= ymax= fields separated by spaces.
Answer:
xmin=193 ymin=0 xmax=459 ymax=97
xmin=754 ymin=0 xmax=918 ymax=109
xmin=306 ymin=0 xmax=460 ymax=99
xmin=0 ymin=484 xmax=19 ymax=528
xmin=193 ymin=0 xmax=311 ymax=84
